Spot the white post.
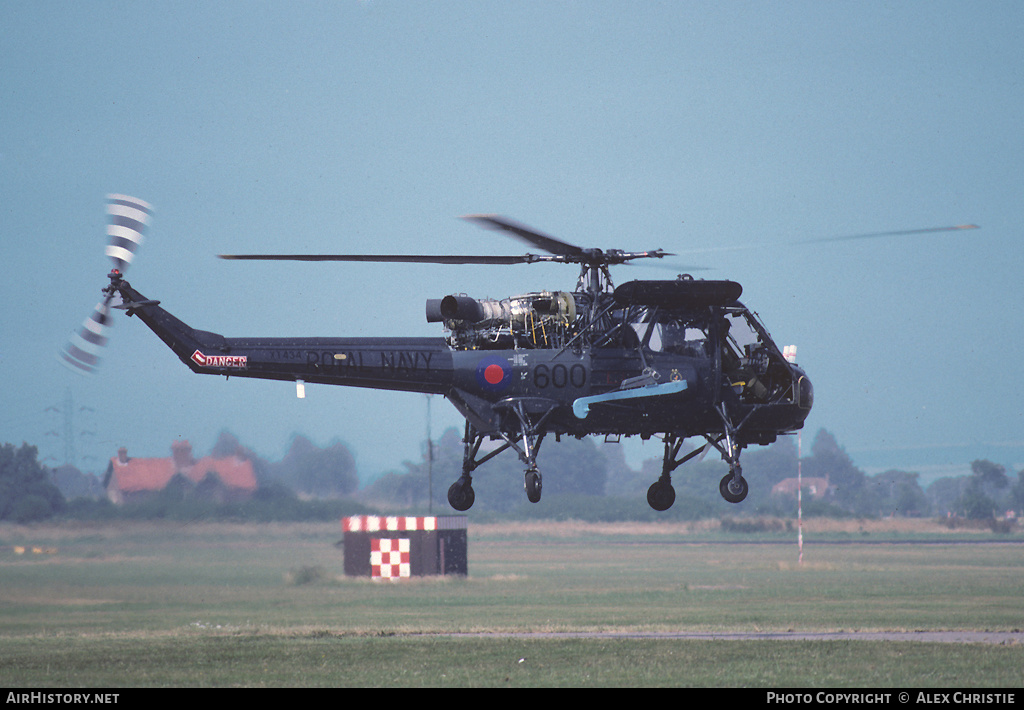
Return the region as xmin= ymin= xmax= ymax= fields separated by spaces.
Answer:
xmin=798 ymin=430 xmax=803 ymax=565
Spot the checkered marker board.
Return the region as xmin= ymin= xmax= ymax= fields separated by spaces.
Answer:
xmin=344 ymin=516 xmax=437 ymax=532
xmin=370 ymin=538 xmax=410 ymax=580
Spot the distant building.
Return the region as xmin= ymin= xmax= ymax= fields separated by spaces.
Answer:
xmin=50 ymin=464 xmax=105 ymax=500
xmin=104 ymin=440 xmax=257 ymax=504
xmin=771 ymin=475 xmax=832 ymax=500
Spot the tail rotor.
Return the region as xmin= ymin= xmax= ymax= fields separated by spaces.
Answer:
xmin=104 ymin=194 xmax=151 ymax=271
xmin=59 ymin=195 xmax=151 ymax=374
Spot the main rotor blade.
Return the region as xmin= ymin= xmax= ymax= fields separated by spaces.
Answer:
xmin=678 ymin=223 xmax=980 ymax=256
xmin=462 ymin=214 xmax=585 ymax=258
xmin=218 ymin=253 xmax=540 ymax=265
xmin=798 ymin=224 xmax=979 ymax=244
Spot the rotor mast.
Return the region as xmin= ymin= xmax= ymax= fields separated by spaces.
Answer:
xmin=576 ymin=249 xmax=614 ymax=296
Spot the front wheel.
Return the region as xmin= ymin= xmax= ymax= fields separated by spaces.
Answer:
xmin=719 ymin=471 xmax=748 ymax=503
xmin=525 ymin=469 xmax=542 ymax=503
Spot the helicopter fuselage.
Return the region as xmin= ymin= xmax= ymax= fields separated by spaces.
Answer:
xmin=116 ymin=278 xmax=810 ymax=454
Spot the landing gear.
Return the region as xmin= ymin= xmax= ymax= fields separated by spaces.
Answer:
xmin=719 ymin=468 xmax=748 ymax=503
xmin=646 ymin=433 xmax=706 ymax=511
xmin=447 ymin=476 xmax=475 ymax=511
xmin=525 ymin=468 xmax=542 ymax=503
xmin=444 ymin=420 xmax=499 ymax=510
xmin=448 ymin=408 xmax=553 ymax=510
xmin=647 ymin=412 xmax=752 ymax=509
xmin=497 ymin=398 xmax=554 ymax=505
xmin=712 ymin=403 xmax=748 ymax=504
xmin=448 ymin=422 xmax=508 ymax=511
xmin=647 ymin=477 xmax=675 ymax=511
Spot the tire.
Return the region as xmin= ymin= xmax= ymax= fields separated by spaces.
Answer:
xmin=719 ymin=472 xmax=748 ymax=503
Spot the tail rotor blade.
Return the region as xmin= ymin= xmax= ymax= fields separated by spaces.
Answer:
xmin=58 ymin=298 xmax=113 ymax=375
xmin=60 ymin=194 xmax=151 ymax=375
xmin=104 ymin=194 xmax=152 ymax=271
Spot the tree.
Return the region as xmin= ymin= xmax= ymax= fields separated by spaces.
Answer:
xmin=269 ymin=435 xmax=359 ymax=498
xmin=927 ymin=476 xmax=967 ymax=517
xmin=801 ymin=429 xmax=877 ymax=516
xmin=210 ymin=429 xmax=244 ymax=458
xmin=534 ymin=436 xmax=608 ymax=497
xmin=746 ymin=435 xmax=799 ymax=489
xmin=971 ymin=459 xmax=1009 ymax=490
xmin=870 ymin=470 xmax=928 ymax=517
xmin=1012 ymin=471 xmax=1024 ymax=516
xmin=955 ymin=460 xmax=1009 ymax=520
xmin=359 ymin=428 xmax=614 ymax=512
xmin=958 ymin=484 xmax=996 ymax=520
xmin=601 ymin=440 xmax=646 ymax=496
xmin=0 ymin=443 xmax=65 ymax=522
xmin=970 ymin=460 xmax=1009 ymax=512
xmin=740 ymin=436 xmax=799 ymax=509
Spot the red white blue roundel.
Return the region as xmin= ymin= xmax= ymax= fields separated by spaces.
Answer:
xmin=475 ymin=355 xmax=513 ymax=392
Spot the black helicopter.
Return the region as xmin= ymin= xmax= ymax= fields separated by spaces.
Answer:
xmin=60 ymin=196 xmax=972 ymax=511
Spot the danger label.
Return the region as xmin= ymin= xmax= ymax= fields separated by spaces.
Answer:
xmin=191 ymin=350 xmax=248 ymax=369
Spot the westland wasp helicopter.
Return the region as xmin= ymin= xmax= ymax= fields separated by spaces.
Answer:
xmin=61 ymin=195 xmax=976 ymax=511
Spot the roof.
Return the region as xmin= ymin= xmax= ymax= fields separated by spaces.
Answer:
xmin=771 ymin=476 xmax=831 ymax=498
xmin=108 ymin=457 xmax=177 ymax=493
xmin=188 ymin=456 xmax=257 ymax=490
xmin=107 ymin=454 xmax=256 ymax=493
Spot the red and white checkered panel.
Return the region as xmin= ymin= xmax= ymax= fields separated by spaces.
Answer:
xmin=343 ymin=516 xmax=437 ymax=533
xmin=370 ymin=538 xmax=410 ymax=581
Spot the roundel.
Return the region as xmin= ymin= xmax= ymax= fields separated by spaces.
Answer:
xmin=475 ymin=355 xmax=513 ymax=392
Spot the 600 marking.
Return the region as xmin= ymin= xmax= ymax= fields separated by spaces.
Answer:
xmin=533 ymin=363 xmax=586 ymax=389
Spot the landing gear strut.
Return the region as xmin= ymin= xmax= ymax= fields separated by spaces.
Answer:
xmin=713 ymin=403 xmax=748 ymax=503
xmin=447 ymin=402 xmax=553 ymax=510
xmin=647 ymin=433 xmax=707 ymax=511
xmin=448 ymin=422 xmax=510 ymax=511
xmin=646 ymin=407 xmax=752 ymax=510
xmin=497 ymin=398 xmax=554 ymax=505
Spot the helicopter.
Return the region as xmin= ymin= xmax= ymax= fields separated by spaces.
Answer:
xmin=60 ymin=195 xmax=975 ymax=511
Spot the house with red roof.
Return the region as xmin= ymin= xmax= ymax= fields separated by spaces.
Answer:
xmin=771 ymin=475 xmax=832 ymax=500
xmin=104 ymin=440 xmax=257 ymax=504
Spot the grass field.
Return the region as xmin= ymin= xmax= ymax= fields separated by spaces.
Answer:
xmin=1 ymin=519 xmax=1022 ymax=687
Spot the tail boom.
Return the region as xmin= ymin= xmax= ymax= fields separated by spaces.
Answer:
xmin=114 ymin=280 xmax=453 ymax=394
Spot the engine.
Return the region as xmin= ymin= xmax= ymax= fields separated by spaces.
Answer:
xmin=426 ymin=291 xmax=577 ymax=350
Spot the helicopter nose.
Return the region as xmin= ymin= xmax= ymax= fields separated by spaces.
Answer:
xmin=796 ymin=371 xmax=813 ymax=412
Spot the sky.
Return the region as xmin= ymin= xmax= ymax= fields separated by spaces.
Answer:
xmin=2 ymin=1 xmax=1022 ymax=488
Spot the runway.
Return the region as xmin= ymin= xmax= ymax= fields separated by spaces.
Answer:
xmin=436 ymin=630 xmax=1024 ymax=644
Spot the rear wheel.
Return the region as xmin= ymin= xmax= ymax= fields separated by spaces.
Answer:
xmin=448 ymin=477 xmax=475 ymax=511
xmin=647 ymin=480 xmax=676 ymax=511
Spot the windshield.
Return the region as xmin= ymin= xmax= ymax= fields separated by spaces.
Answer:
xmin=723 ymin=309 xmax=764 ymax=359
xmin=630 ymin=309 xmax=711 ymax=356
xmin=627 ymin=305 xmax=776 ymax=358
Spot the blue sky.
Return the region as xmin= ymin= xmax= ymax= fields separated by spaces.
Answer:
xmin=2 ymin=1 xmax=1022 ymax=486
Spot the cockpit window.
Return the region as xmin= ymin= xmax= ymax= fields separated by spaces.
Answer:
xmin=630 ymin=309 xmax=711 ymax=356
xmin=622 ymin=304 xmax=793 ymax=406
xmin=723 ymin=310 xmax=763 ymax=359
